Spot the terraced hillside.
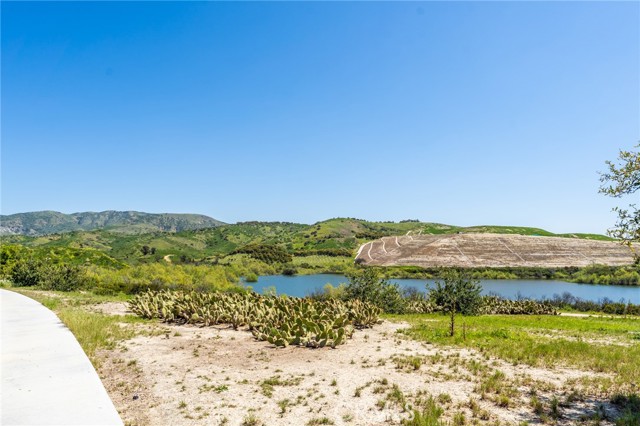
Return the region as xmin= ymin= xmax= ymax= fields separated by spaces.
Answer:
xmin=356 ymin=232 xmax=634 ymax=268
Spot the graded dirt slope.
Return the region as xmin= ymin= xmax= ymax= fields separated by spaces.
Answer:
xmin=355 ymin=233 xmax=634 ymax=268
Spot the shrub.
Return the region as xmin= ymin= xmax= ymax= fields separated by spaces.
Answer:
xmin=232 ymin=244 xmax=292 ymax=264
xmin=84 ymin=263 xmax=242 ymax=295
xmin=245 ymin=273 xmax=259 ymax=282
xmin=610 ymin=393 xmax=640 ymax=426
xmin=344 ymin=268 xmax=407 ymax=314
xmin=40 ymin=264 xmax=86 ymax=291
xmin=429 ymin=269 xmax=482 ymax=336
xmin=281 ymin=266 xmax=298 ymax=276
xmin=9 ymin=257 xmax=45 ymax=287
xmin=0 ymin=244 xmax=31 ymax=277
xmin=8 ymin=256 xmax=86 ymax=291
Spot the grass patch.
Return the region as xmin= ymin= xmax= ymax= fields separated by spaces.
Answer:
xmin=394 ymin=355 xmax=423 ymax=371
xmin=260 ymin=375 xmax=303 ymax=397
xmin=306 ymin=418 xmax=334 ymax=425
xmin=611 ymin=393 xmax=640 ymax=426
xmin=56 ymin=309 xmax=138 ymax=358
xmin=403 ymin=395 xmax=445 ymax=426
xmin=390 ymin=313 xmax=640 ymax=389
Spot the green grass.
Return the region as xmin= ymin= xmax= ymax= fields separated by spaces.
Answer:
xmin=557 ymin=233 xmax=615 ymax=241
xmin=56 ymin=309 xmax=140 ymax=358
xmin=13 ymin=287 xmax=130 ymax=306
xmin=291 ymin=255 xmax=353 ymax=274
xmin=402 ymin=395 xmax=445 ymax=426
xmin=611 ymin=393 xmax=640 ymax=426
xmin=462 ymin=225 xmax=556 ymax=237
xmin=388 ymin=313 xmax=640 ymax=390
xmin=259 ymin=375 xmax=303 ymax=397
xmin=306 ymin=418 xmax=334 ymax=425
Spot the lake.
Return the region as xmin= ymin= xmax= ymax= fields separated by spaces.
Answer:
xmin=244 ymin=274 xmax=640 ymax=304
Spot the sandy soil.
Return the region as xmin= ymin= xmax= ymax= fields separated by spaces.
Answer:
xmin=95 ymin=303 xmax=618 ymax=426
xmin=559 ymin=312 xmax=639 ymax=320
xmin=91 ymin=302 xmax=131 ymax=316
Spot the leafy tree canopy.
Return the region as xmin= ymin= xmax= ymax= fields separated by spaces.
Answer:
xmin=345 ymin=268 xmax=407 ymax=314
xmin=600 ymin=143 xmax=640 ymax=256
xmin=429 ymin=269 xmax=482 ymax=336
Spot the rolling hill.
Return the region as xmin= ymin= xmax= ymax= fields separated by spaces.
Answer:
xmin=1 ymin=215 xmax=619 ymax=267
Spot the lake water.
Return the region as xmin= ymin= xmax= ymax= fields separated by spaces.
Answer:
xmin=244 ymin=274 xmax=640 ymax=304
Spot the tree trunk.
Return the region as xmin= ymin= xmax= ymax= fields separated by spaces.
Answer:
xmin=450 ymin=307 xmax=455 ymax=337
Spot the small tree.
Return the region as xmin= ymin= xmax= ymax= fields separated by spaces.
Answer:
xmin=600 ymin=143 xmax=639 ymax=261
xmin=429 ymin=269 xmax=482 ymax=336
xmin=0 ymin=244 xmax=29 ymax=277
xmin=345 ymin=268 xmax=407 ymax=313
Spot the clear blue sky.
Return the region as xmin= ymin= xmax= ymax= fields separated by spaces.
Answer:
xmin=2 ymin=1 xmax=639 ymax=234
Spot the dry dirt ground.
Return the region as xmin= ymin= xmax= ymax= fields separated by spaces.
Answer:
xmin=93 ymin=303 xmax=621 ymax=426
xmin=356 ymin=233 xmax=634 ymax=268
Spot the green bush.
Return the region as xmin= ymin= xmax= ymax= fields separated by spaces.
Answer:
xmin=281 ymin=266 xmax=298 ymax=276
xmin=8 ymin=257 xmax=85 ymax=291
xmin=232 ymin=244 xmax=292 ymax=264
xmin=345 ymin=268 xmax=407 ymax=314
xmin=9 ymin=257 xmax=45 ymax=287
xmin=84 ymin=263 xmax=241 ymax=295
xmin=40 ymin=264 xmax=86 ymax=291
xmin=570 ymin=265 xmax=640 ymax=286
xmin=0 ymin=244 xmax=31 ymax=277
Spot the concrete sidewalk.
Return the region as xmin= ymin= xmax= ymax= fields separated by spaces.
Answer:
xmin=1 ymin=289 xmax=123 ymax=425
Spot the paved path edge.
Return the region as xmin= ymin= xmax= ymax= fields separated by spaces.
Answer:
xmin=1 ymin=289 xmax=123 ymax=426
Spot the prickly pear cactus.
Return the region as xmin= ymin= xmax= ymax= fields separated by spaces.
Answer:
xmin=129 ymin=289 xmax=382 ymax=349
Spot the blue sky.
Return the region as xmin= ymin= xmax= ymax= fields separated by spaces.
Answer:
xmin=2 ymin=1 xmax=638 ymax=233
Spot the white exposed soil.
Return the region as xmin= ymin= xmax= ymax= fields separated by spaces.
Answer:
xmin=95 ymin=313 xmax=616 ymax=426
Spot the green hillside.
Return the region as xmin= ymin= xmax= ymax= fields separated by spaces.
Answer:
xmin=4 ymin=217 xmax=631 ymax=290
xmin=3 ymin=217 xmax=614 ymax=267
xmin=0 ymin=210 xmax=225 ymax=236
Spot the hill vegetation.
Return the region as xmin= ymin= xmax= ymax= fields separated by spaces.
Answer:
xmin=1 ymin=216 xmax=615 ymax=264
xmin=0 ymin=210 xmax=225 ymax=236
xmin=3 ymin=215 xmax=637 ymax=291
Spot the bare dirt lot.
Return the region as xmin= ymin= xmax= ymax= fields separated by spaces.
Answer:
xmin=95 ymin=303 xmax=619 ymax=426
xmin=356 ymin=233 xmax=634 ymax=268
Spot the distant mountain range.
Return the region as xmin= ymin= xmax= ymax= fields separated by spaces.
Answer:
xmin=0 ymin=210 xmax=225 ymax=236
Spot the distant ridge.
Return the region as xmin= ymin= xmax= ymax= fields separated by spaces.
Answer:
xmin=0 ymin=211 xmax=225 ymax=236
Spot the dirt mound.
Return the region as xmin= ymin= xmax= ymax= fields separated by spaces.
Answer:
xmin=356 ymin=233 xmax=634 ymax=268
